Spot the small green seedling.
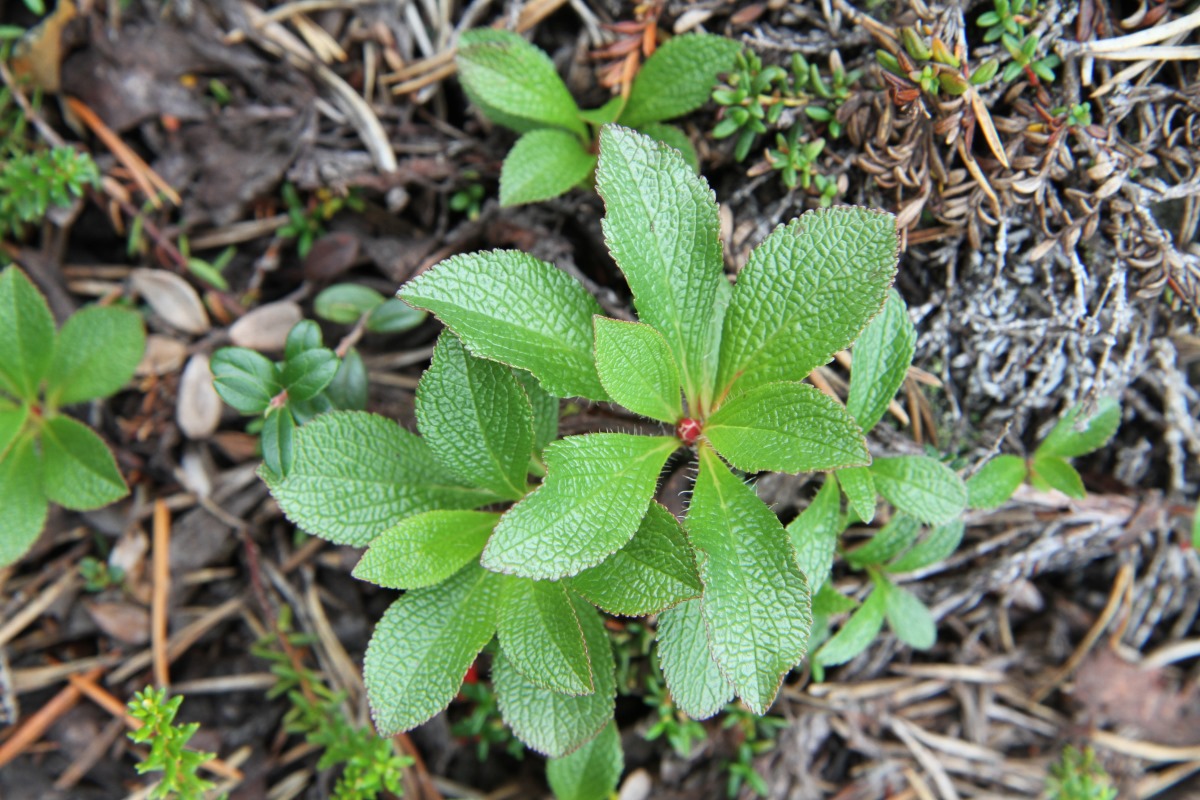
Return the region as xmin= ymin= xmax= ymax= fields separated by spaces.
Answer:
xmin=0 ymin=146 xmax=101 ymax=241
xmin=264 ymin=125 xmax=901 ymax=790
xmin=977 ymin=0 xmax=1041 ymax=43
xmin=1001 ymin=33 xmax=1061 ymax=83
xmin=456 ymin=28 xmax=740 ymax=206
xmin=277 ymin=184 xmax=364 ymax=258
xmin=1045 ymin=745 xmax=1117 ymax=800
xmin=764 ymin=132 xmax=838 ymax=205
xmin=313 ymin=283 xmax=427 ymax=334
xmin=127 ymin=687 xmax=217 ymax=800
xmin=0 ymin=266 xmax=145 ymax=568
xmin=210 ymin=320 xmax=368 ymax=478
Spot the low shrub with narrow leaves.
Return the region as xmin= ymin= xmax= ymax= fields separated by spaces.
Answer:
xmin=0 ymin=266 xmax=144 ymax=567
xmin=263 ymin=125 xmax=902 ymax=786
xmin=456 ymin=28 xmax=740 ymax=206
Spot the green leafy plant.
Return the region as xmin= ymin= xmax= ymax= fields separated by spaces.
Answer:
xmin=79 ymin=555 xmax=126 ymax=592
xmin=254 ymin=613 xmax=412 ymax=799
xmin=455 ymin=28 xmax=740 ymax=206
xmin=721 ymin=705 xmax=787 ymax=798
xmin=977 ymin=0 xmax=1041 ymax=43
xmin=452 ymin=673 xmax=527 ymax=761
xmin=263 ymin=125 xmax=901 ymax=782
xmin=0 ymin=146 xmax=101 ymax=241
xmin=0 ymin=266 xmax=145 ymax=568
xmin=210 ymin=320 xmax=367 ymax=478
xmin=313 ymin=283 xmax=427 ymax=334
xmin=449 ymin=169 xmax=486 ymax=220
xmin=1045 ymin=745 xmax=1117 ymax=800
xmin=127 ymin=687 xmax=218 ymax=800
xmin=277 ymin=184 xmax=364 ymax=258
xmin=764 ymin=132 xmax=837 ymax=205
xmin=876 ymin=30 xmax=1000 ymax=97
xmin=1001 ymin=33 xmax=1061 ymax=83
xmin=643 ymin=671 xmax=708 ymax=758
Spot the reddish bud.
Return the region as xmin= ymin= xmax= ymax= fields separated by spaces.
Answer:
xmin=676 ymin=418 xmax=702 ymax=445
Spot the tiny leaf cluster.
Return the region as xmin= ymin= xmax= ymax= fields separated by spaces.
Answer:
xmin=265 ymin=125 xmax=900 ymax=764
xmin=127 ymin=687 xmax=217 ymax=800
xmin=0 ymin=266 xmax=145 ymax=567
xmin=456 ymin=28 xmax=740 ymax=206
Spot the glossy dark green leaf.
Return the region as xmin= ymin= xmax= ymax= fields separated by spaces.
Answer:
xmin=280 ymin=348 xmax=339 ymax=403
xmin=210 ymin=347 xmax=282 ymax=414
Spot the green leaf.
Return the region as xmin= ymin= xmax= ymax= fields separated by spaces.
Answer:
xmin=846 ymin=290 xmax=915 ymax=434
xmin=812 ymin=582 xmax=858 ymax=617
xmin=715 ymin=208 xmax=899 ymax=400
xmin=40 ymin=415 xmax=128 ymax=510
xmin=500 ymin=129 xmax=597 ymax=207
xmin=366 ymin=298 xmax=427 ymax=334
xmin=482 ymin=434 xmax=677 ymax=580
xmin=266 ymin=411 xmax=498 ymax=546
xmin=547 ymin=721 xmax=623 ymax=800
xmin=845 ymin=513 xmax=920 ymax=569
xmin=0 ymin=433 xmax=47 ymax=567
xmin=417 ymin=332 xmax=533 ymax=499
xmin=260 ymin=406 xmax=296 ymax=477
xmin=786 ymin=476 xmax=841 ymax=591
xmin=498 ymin=577 xmax=593 ymax=695
xmin=354 ymin=510 xmax=499 ymax=590
xmin=635 ymin=123 xmax=698 ymax=171
xmin=595 ymin=125 xmax=727 ymax=412
xmin=44 ymin=306 xmax=145 ymax=406
xmin=705 ymin=381 xmax=869 ymax=473
xmin=400 ymin=250 xmax=607 ymax=400
xmin=836 ymin=466 xmax=876 ymax=524
xmin=655 ymin=597 xmax=734 ymax=719
xmin=457 ymin=29 xmax=586 ymax=139
xmin=593 ymin=317 xmax=683 ymax=423
xmin=0 ymin=402 xmax=29 ymax=459
xmin=515 ymin=369 xmax=558 ymax=457
xmin=619 ymin=34 xmax=741 ymax=127
xmin=210 ymin=348 xmax=282 ymax=414
xmin=869 ymin=456 xmax=967 ymax=524
xmin=1030 ymin=455 xmax=1086 ymax=498
xmin=885 ymin=520 xmax=960 ymax=576
xmin=325 ymin=348 xmax=368 ymax=411
xmin=0 ymin=266 xmax=56 ymax=401
xmin=284 ymin=320 xmax=324 ymax=360
xmin=570 ymin=501 xmax=701 ymax=616
xmin=877 ymin=575 xmax=936 ymax=650
xmin=579 ymin=97 xmax=625 ymax=126
xmin=1035 ymin=397 xmax=1121 ymax=459
xmin=280 ymin=348 xmax=338 ymax=403
xmin=687 ymin=445 xmax=812 ymax=713
xmin=814 ymin=585 xmax=886 ymax=668
xmin=966 ymin=454 xmax=1027 ymax=509
xmin=494 ymin=593 xmax=615 ymax=757
xmin=364 ymin=563 xmax=500 ymax=735
xmin=314 ymin=283 xmax=385 ymax=324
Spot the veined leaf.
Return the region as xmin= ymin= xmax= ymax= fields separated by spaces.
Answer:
xmin=456 ymin=29 xmax=587 ymax=139
xmin=845 ymin=513 xmax=920 ymax=569
xmin=417 ymin=332 xmax=534 ymax=500
xmin=0 ymin=433 xmax=47 ymax=567
xmin=44 ymin=306 xmax=145 ymax=407
xmin=786 ymin=476 xmax=841 ymax=591
xmin=400 ymin=250 xmax=607 ymax=400
xmin=266 ymin=411 xmax=498 ymax=546
xmin=494 ymin=593 xmax=615 ymax=757
xmin=704 ymin=381 xmax=869 ymax=473
xmin=595 ymin=125 xmax=726 ymax=412
xmin=619 ymin=34 xmax=741 ymax=127
xmin=547 ymin=721 xmax=623 ymax=800
xmin=846 ymin=290 xmax=915 ymax=434
xmin=354 ymin=510 xmax=499 ymax=590
xmin=40 ymin=415 xmax=128 ymax=510
xmin=593 ymin=317 xmax=683 ymax=423
xmin=966 ymin=454 xmax=1026 ymax=509
xmin=887 ymin=519 xmax=963 ymax=573
xmin=500 ymin=129 xmax=596 ymax=207
xmin=260 ymin=406 xmax=296 ymax=478
xmin=1035 ymin=397 xmax=1121 ymax=459
xmin=497 ymin=576 xmax=593 ymax=695
xmin=869 ymin=456 xmax=967 ymax=524
xmin=635 ymin=123 xmax=698 ymax=171
xmin=0 ymin=266 xmax=56 ymax=401
xmin=284 ymin=320 xmax=324 ymax=359
xmin=482 ymin=434 xmax=677 ymax=580
xmin=1030 ymin=455 xmax=1085 ymax=498
xmin=570 ymin=502 xmax=701 ymax=616
xmin=514 ymin=369 xmax=558 ymax=458
xmin=687 ymin=445 xmax=812 ymax=713
xmin=0 ymin=402 xmax=29 ymax=460
xmin=715 ymin=209 xmax=898 ymax=400
xmin=656 ymin=597 xmax=733 ymax=719
xmin=814 ymin=585 xmax=886 ymax=668
xmin=279 ymin=348 xmax=338 ymax=403
xmin=877 ymin=575 xmax=936 ymax=649
xmin=364 ymin=563 xmax=500 ymax=735
xmin=836 ymin=466 xmax=876 ymax=524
